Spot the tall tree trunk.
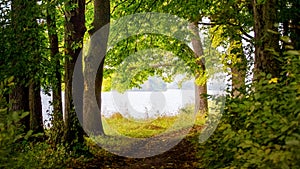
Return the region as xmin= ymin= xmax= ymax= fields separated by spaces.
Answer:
xmin=229 ymin=39 xmax=247 ymax=98
xmin=290 ymin=2 xmax=300 ymax=50
xmin=10 ymin=0 xmax=43 ymax=132
xmin=29 ymin=81 xmax=43 ymax=133
xmin=28 ymin=0 xmax=44 ymax=134
xmin=252 ymin=0 xmax=281 ymax=78
xmin=64 ymin=0 xmax=86 ymax=144
xmin=46 ymin=3 xmax=63 ymax=143
xmin=9 ymin=86 xmax=30 ymax=130
xmin=10 ymin=0 xmax=30 ymax=131
xmin=190 ymin=22 xmax=208 ymax=114
xmin=83 ymin=0 xmax=110 ymax=135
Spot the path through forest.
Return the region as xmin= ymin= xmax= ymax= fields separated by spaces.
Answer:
xmin=70 ymin=126 xmax=203 ymax=168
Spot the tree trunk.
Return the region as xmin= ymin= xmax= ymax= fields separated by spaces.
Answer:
xmin=252 ymin=0 xmax=281 ymax=78
xmin=46 ymin=2 xmax=63 ymax=140
xmin=190 ymin=22 xmax=208 ymax=114
xmin=229 ymin=39 xmax=247 ymax=98
xmin=290 ymin=2 xmax=300 ymax=50
xmin=10 ymin=0 xmax=30 ymax=131
xmin=83 ymin=0 xmax=110 ymax=135
xmin=9 ymin=86 xmax=30 ymax=130
xmin=9 ymin=0 xmax=42 ymax=132
xmin=29 ymin=81 xmax=43 ymax=133
xmin=64 ymin=0 xmax=86 ymax=144
xmin=28 ymin=0 xmax=44 ymax=134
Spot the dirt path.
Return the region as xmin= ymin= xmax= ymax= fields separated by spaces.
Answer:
xmin=70 ymin=126 xmax=202 ymax=169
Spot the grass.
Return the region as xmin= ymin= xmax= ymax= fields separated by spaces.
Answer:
xmin=83 ymin=103 xmax=221 ymax=164
xmin=101 ymin=104 xmax=206 ymax=138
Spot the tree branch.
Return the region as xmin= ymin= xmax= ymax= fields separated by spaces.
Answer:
xmin=198 ymin=20 xmax=254 ymax=43
xmin=239 ymin=27 xmax=254 ymax=40
xmin=112 ymin=0 xmax=127 ymax=13
xmin=197 ymin=22 xmax=216 ymax=26
xmin=240 ymin=35 xmax=253 ymax=44
xmin=128 ymin=63 xmax=173 ymax=71
xmin=86 ymin=0 xmax=92 ymax=5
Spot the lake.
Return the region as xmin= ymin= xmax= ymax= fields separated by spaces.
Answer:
xmin=41 ymin=88 xmax=226 ymax=125
xmin=101 ymin=89 xmax=195 ymax=119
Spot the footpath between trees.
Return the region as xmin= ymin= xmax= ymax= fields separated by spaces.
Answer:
xmin=70 ymin=126 xmax=203 ymax=169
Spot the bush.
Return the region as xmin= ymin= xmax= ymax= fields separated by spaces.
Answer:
xmin=197 ymin=53 xmax=300 ymax=168
xmin=0 ymin=111 xmax=29 ymax=168
xmin=0 ymin=78 xmax=75 ymax=168
xmin=0 ymin=77 xmax=28 ymax=168
xmin=0 ymin=112 xmax=71 ymax=168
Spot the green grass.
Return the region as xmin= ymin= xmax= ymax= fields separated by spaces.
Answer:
xmin=101 ymin=104 xmax=206 ymax=138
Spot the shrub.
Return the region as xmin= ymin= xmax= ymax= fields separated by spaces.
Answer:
xmin=197 ymin=53 xmax=300 ymax=168
xmin=0 ymin=77 xmax=75 ymax=168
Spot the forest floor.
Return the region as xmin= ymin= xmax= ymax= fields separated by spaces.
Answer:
xmin=69 ymin=125 xmax=203 ymax=169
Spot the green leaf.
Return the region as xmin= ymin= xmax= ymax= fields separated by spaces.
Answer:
xmin=284 ymin=50 xmax=300 ymax=56
xmin=7 ymin=76 xmax=14 ymax=83
xmin=0 ymin=108 xmax=7 ymax=112
xmin=24 ymin=130 xmax=33 ymax=140
xmin=267 ymin=29 xmax=280 ymax=35
xmin=280 ymin=36 xmax=291 ymax=43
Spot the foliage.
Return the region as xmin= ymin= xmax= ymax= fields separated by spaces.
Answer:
xmin=0 ymin=111 xmax=28 ymax=168
xmin=0 ymin=77 xmax=89 ymax=168
xmin=12 ymin=142 xmax=67 ymax=169
xmin=1 ymin=0 xmax=299 ymax=167
xmin=197 ymin=51 xmax=300 ymax=168
xmin=0 ymin=77 xmax=22 ymax=167
xmin=104 ymin=30 xmax=197 ymax=92
xmin=0 ymin=111 xmax=86 ymax=168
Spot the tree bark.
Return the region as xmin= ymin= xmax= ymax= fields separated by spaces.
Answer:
xmin=46 ymin=3 xmax=63 ymax=143
xmin=229 ymin=39 xmax=247 ymax=98
xmin=252 ymin=0 xmax=281 ymax=78
xmin=64 ymin=0 xmax=86 ymax=144
xmin=29 ymin=81 xmax=43 ymax=133
xmin=190 ymin=22 xmax=208 ymax=114
xmin=9 ymin=86 xmax=30 ymax=130
xmin=83 ymin=0 xmax=110 ymax=136
xmin=9 ymin=0 xmax=43 ymax=132
xmin=9 ymin=0 xmax=29 ymax=131
xmin=28 ymin=0 xmax=44 ymax=134
xmin=290 ymin=2 xmax=300 ymax=50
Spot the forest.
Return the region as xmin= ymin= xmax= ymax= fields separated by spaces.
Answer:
xmin=0 ymin=0 xmax=300 ymax=168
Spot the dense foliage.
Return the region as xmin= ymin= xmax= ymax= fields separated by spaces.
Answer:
xmin=197 ymin=51 xmax=300 ymax=168
xmin=0 ymin=0 xmax=299 ymax=168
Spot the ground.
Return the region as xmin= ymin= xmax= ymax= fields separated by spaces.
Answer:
xmin=69 ymin=126 xmax=203 ymax=169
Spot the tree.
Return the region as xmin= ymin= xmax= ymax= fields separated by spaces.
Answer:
xmin=46 ymin=0 xmax=64 ymax=143
xmin=8 ymin=0 xmax=44 ymax=133
xmin=28 ymin=0 xmax=44 ymax=134
xmin=252 ymin=0 xmax=281 ymax=78
xmin=228 ymin=38 xmax=247 ymax=97
xmin=82 ymin=0 xmax=110 ymax=135
xmin=63 ymin=0 xmax=86 ymax=144
xmin=190 ymin=22 xmax=208 ymax=113
xmin=144 ymin=1 xmax=210 ymax=114
xmin=107 ymin=1 xmax=210 ymax=115
xmin=8 ymin=0 xmax=30 ymax=131
xmin=203 ymin=0 xmax=252 ymax=97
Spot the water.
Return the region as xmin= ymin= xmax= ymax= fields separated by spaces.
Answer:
xmin=41 ymin=73 xmax=228 ymax=124
xmin=41 ymin=88 xmax=228 ymax=125
xmin=41 ymin=91 xmax=64 ymax=126
xmin=41 ymin=89 xmax=195 ymax=124
xmin=101 ymin=89 xmax=195 ymax=119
